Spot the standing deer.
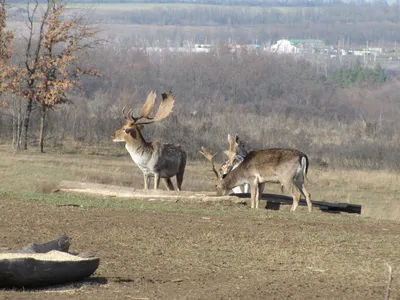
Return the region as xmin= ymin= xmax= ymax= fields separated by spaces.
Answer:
xmin=112 ymin=91 xmax=186 ymax=191
xmin=200 ymin=147 xmax=312 ymax=212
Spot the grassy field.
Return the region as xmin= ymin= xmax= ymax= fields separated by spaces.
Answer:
xmin=0 ymin=146 xmax=399 ymax=299
xmin=0 ymin=145 xmax=398 ymax=220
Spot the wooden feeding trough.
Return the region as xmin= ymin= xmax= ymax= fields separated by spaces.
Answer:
xmin=234 ymin=193 xmax=362 ymax=214
xmin=57 ymin=180 xmax=362 ymax=215
xmin=0 ymin=251 xmax=100 ymax=288
xmin=0 ymin=234 xmax=100 ymax=288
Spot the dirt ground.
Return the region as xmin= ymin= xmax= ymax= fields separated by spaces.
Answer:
xmin=1 ymin=195 xmax=399 ymax=300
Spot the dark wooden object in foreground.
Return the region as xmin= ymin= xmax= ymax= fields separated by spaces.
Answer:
xmin=234 ymin=193 xmax=362 ymax=214
xmin=19 ymin=233 xmax=70 ymax=254
xmin=1 ymin=234 xmax=70 ymax=254
xmin=0 ymin=254 xmax=100 ymax=288
xmin=0 ymin=234 xmax=100 ymax=288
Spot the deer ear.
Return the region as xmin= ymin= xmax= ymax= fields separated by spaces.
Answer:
xmin=125 ymin=128 xmax=137 ymax=139
xmin=235 ymin=135 xmax=240 ymax=143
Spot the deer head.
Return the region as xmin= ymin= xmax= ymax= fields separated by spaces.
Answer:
xmin=112 ymin=91 xmax=175 ymax=143
xmin=199 ymin=146 xmax=231 ymax=196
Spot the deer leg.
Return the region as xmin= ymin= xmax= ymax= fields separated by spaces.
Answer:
xmin=154 ymin=173 xmax=161 ymax=190
xmin=258 ymin=183 xmax=265 ymax=195
xmin=176 ymin=160 xmax=186 ymax=192
xmin=303 ymin=185 xmax=312 ymax=212
xmin=143 ymin=173 xmax=150 ymax=190
xmin=250 ymin=183 xmax=257 ymax=209
xmin=295 ymin=181 xmax=312 ymax=212
xmin=290 ymin=188 xmax=302 ymax=212
xmin=256 ymin=183 xmax=265 ymax=208
xmin=255 ymin=184 xmax=262 ymax=209
xmin=163 ymin=178 xmax=175 ymax=191
xmin=253 ymin=178 xmax=264 ymax=209
xmin=280 ymin=179 xmax=299 ymax=212
xmin=176 ymin=171 xmax=184 ymax=192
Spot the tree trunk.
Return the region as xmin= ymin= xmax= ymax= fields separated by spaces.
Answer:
xmin=22 ymin=99 xmax=33 ymax=150
xmin=12 ymin=112 xmax=16 ymax=151
xmin=11 ymin=96 xmax=22 ymax=151
xmin=39 ymin=105 xmax=46 ymax=153
xmin=17 ymin=105 xmax=22 ymax=150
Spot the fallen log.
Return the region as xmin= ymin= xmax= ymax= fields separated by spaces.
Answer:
xmin=20 ymin=233 xmax=70 ymax=254
xmin=1 ymin=234 xmax=70 ymax=254
xmin=57 ymin=180 xmax=244 ymax=203
xmin=57 ymin=181 xmax=362 ymax=214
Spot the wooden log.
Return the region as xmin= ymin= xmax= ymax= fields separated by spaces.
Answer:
xmin=2 ymin=234 xmax=71 ymax=254
xmin=21 ymin=233 xmax=70 ymax=254
xmin=57 ymin=181 xmax=362 ymax=214
xmin=57 ymin=180 xmax=244 ymax=203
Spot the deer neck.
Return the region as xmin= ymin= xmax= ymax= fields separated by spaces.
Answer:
xmin=124 ymin=129 xmax=153 ymax=166
xmin=222 ymin=164 xmax=249 ymax=189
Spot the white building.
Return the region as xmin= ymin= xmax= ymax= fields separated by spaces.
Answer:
xmin=192 ymin=44 xmax=212 ymax=53
xmin=270 ymin=39 xmax=298 ymax=54
xmin=270 ymin=39 xmax=325 ymax=54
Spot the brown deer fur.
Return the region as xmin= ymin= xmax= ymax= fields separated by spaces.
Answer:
xmin=201 ymin=147 xmax=312 ymax=212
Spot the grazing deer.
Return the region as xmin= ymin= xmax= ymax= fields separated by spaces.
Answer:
xmin=112 ymin=91 xmax=186 ymax=191
xmin=221 ymin=134 xmax=251 ymax=194
xmin=200 ymin=147 xmax=312 ymax=212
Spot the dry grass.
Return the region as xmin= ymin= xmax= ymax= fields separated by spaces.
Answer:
xmin=0 ymin=145 xmax=399 ymax=220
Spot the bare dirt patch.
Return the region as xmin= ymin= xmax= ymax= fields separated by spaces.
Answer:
xmin=0 ymin=196 xmax=399 ymax=300
xmin=0 ymin=149 xmax=399 ymax=299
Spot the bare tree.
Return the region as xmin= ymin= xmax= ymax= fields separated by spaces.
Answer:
xmin=0 ymin=0 xmax=19 ymax=96
xmin=0 ymin=0 xmax=24 ymax=150
xmin=17 ymin=0 xmax=101 ymax=152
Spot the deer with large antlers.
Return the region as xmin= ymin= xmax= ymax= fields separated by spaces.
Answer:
xmin=221 ymin=134 xmax=252 ymax=194
xmin=112 ymin=91 xmax=186 ymax=191
xmin=200 ymin=146 xmax=312 ymax=212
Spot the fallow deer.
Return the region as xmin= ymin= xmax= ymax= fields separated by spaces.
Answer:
xmin=112 ymin=91 xmax=186 ymax=191
xmin=200 ymin=147 xmax=312 ymax=212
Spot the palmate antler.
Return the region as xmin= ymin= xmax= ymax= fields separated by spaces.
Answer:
xmin=223 ymin=134 xmax=240 ymax=163
xmin=199 ymin=146 xmax=219 ymax=178
xmin=122 ymin=91 xmax=175 ymax=124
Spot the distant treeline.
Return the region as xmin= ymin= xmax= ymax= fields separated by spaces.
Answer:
xmin=89 ymin=4 xmax=400 ymax=45
xmin=5 ymin=0 xmax=395 ymax=7
xmin=6 ymin=1 xmax=400 ymax=45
